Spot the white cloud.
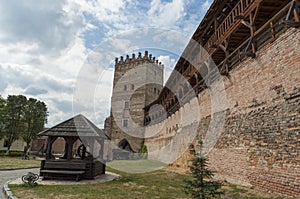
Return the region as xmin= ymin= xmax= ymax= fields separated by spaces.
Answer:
xmin=0 ymin=1 xmax=85 ymax=56
xmin=148 ymin=0 xmax=186 ymax=27
xmin=0 ymin=0 xmax=213 ymax=127
xmin=201 ymin=0 xmax=211 ymax=12
xmin=157 ymin=55 xmax=177 ymax=84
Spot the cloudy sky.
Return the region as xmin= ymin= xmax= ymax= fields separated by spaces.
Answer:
xmin=0 ymin=0 xmax=213 ymax=128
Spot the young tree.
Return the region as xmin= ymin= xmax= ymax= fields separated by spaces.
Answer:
xmin=184 ymin=141 xmax=224 ymax=199
xmin=23 ymin=98 xmax=48 ymax=148
xmin=5 ymin=95 xmax=27 ymax=155
xmin=139 ymin=139 xmax=148 ymax=159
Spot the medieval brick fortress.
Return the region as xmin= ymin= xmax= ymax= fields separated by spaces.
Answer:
xmin=105 ymin=0 xmax=300 ymax=197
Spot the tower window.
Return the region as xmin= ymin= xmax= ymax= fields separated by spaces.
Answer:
xmin=123 ymin=119 xmax=128 ymax=128
xmin=124 ymin=85 xmax=127 ymax=91
xmin=124 ymin=101 xmax=129 ymax=109
xmin=154 ymin=88 xmax=157 ymax=93
xmin=131 ymin=84 xmax=134 ymax=90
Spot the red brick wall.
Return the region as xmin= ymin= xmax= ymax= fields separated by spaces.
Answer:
xmin=163 ymin=27 xmax=300 ymax=198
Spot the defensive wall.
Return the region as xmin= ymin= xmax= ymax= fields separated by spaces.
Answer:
xmin=145 ymin=27 xmax=300 ymax=198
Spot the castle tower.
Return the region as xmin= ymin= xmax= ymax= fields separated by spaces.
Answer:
xmin=105 ymin=51 xmax=163 ymax=156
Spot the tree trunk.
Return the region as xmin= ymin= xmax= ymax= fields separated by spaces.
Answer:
xmin=5 ymin=145 xmax=11 ymax=156
xmin=26 ymin=141 xmax=31 ymax=149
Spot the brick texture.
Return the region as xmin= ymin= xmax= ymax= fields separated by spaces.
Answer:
xmin=145 ymin=28 xmax=300 ymax=198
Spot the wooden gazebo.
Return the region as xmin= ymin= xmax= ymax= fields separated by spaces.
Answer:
xmin=39 ymin=114 xmax=110 ymax=181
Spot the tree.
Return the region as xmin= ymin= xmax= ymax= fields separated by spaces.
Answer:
xmin=184 ymin=141 xmax=224 ymax=199
xmin=0 ymin=95 xmax=7 ymax=140
xmin=5 ymin=95 xmax=27 ymax=155
xmin=22 ymin=98 xmax=48 ymax=148
xmin=1 ymin=95 xmax=48 ymax=155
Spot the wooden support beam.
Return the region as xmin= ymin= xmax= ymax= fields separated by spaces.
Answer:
xmin=210 ymin=43 xmax=217 ymax=48
xmin=293 ymin=0 xmax=300 ymax=22
xmin=294 ymin=9 xmax=300 ymax=22
xmin=244 ymin=37 xmax=256 ymax=58
xmin=270 ymin=22 xmax=275 ymax=39
xmin=249 ymin=12 xmax=256 ymax=55
xmin=283 ymin=0 xmax=300 ymax=27
xmin=226 ymin=2 xmax=233 ymax=10
xmin=219 ymin=37 xmax=230 ymax=75
xmin=214 ymin=16 xmax=218 ymax=32
xmin=219 ymin=44 xmax=226 ymax=52
xmin=252 ymin=3 xmax=260 ymax=25
xmin=240 ymin=9 xmax=257 ymax=58
xmin=234 ymin=15 xmax=244 ymax=20
xmin=286 ymin=0 xmax=298 ymax=20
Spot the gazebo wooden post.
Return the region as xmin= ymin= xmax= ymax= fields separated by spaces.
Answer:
xmin=65 ymin=137 xmax=77 ymax=160
xmin=99 ymin=140 xmax=104 ymax=160
xmin=46 ymin=136 xmax=57 ymax=159
xmin=79 ymin=137 xmax=94 ymax=159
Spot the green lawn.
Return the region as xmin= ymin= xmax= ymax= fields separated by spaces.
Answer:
xmin=9 ymin=165 xmax=283 ymax=199
xmin=10 ymin=168 xmax=190 ymax=199
xmin=107 ymin=159 xmax=167 ymax=173
xmin=0 ymin=156 xmax=41 ymax=170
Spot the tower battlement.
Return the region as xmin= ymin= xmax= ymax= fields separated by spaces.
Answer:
xmin=115 ymin=51 xmax=164 ymax=68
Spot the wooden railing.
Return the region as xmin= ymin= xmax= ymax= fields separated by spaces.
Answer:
xmin=204 ymin=0 xmax=255 ymax=52
xmin=145 ymin=1 xmax=297 ymax=126
xmin=218 ymin=1 xmax=292 ymax=74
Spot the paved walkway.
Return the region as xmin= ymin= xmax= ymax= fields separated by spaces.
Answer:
xmin=0 ymin=168 xmax=39 ymax=199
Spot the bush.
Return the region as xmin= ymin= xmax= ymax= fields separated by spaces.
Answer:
xmin=0 ymin=150 xmax=24 ymax=157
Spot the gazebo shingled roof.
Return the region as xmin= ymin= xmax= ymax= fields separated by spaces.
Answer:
xmin=39 ymin=114 xmax=109 ymax=139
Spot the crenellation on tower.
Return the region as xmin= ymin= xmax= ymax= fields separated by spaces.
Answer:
xmin=138 ymin=52 xmax=142 ymax=59
xmin=125 ymin=54 xmax=130 ymax=63
xmin=144 ymin=50 xmax=148 ymax=59
xmin=114 ymin=51 xmax=165 ymax=66
xmin=120 ymin=56 xmax=124 ymax=64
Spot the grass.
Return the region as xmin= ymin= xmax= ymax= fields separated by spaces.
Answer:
xmin=8 ymin=161 xmax=284 ymax=199
xmin=222 ymin=184 xmax=283 ymax=199
xmin=107 ymin=159 xmax=167 ymax=173
xmin=0 ymin=150 xmax=24 ymax=157
xmin=10 ymin=168 xmax=190 ymax=199
xmin=0 ymin=156 xmax=41 ymax=170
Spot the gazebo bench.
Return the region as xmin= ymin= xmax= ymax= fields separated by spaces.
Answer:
xmin=40 ymin=161 xmax=86 ymax=181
